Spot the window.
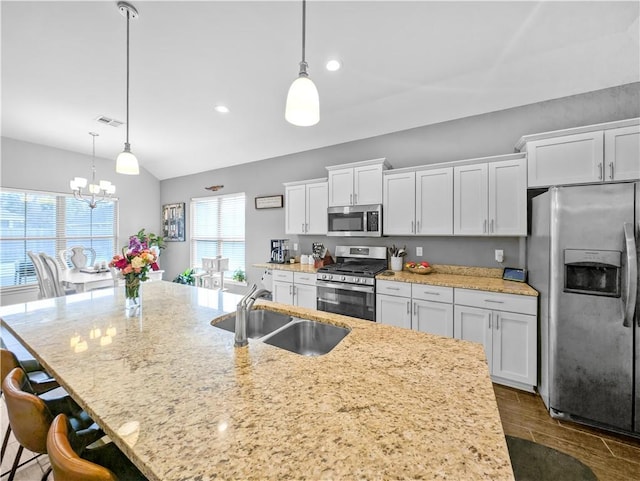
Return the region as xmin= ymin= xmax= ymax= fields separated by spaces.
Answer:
xmin=191 ymin=192 xmax=245 ymax=279
xmin=0 ymin=188 xmax=118 ymax=288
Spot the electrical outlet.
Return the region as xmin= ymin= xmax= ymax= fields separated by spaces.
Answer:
xmin=416 ymin=247 xmax=423 ymax=256
xmin=495 ymin=249 xmax=504 ymax=263
xmin=293 ymin=243 xmax=298 ymax=251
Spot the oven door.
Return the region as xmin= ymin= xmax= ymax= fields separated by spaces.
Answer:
xmin=316 ymin=280 xmax=376 ymax=321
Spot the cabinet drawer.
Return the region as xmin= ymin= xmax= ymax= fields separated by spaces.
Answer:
xmin=272 ymin=270 xmax=294 ymax=282
xmin=376 ymin=280 xmax=411 ymax=297
xmin=454 ymin=288 xmax=536 ymax=315
xmin=294 ymin=272 xmax=316 ymax=286
xmin=411 ymin=284 xmax=453 ymax=303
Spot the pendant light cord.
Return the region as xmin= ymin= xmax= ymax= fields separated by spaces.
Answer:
xmin=125 ymin=10 xmax=130 ymax=146
xmin=301 ymin=0 xmax=306 ymax=63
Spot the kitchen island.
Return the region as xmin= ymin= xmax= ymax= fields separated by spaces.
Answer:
xmin=1 ymin=281 xmax=514 ymax=480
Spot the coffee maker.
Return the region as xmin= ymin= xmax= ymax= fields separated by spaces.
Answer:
xmin=270 ymin=239 xmax=290 ymax=264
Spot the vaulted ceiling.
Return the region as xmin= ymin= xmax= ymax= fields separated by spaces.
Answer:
xmin=2 ymin=1 xmax=638 ymax=180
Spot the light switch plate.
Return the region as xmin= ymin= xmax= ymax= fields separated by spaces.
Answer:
xmin=495 ymin=249 xmax=504 ymax=263
xmin=416 ymin=247 xmax=423 ymax=256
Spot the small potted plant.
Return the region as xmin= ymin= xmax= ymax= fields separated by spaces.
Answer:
xmin=232 ymin=268 xmax=246 ymax=283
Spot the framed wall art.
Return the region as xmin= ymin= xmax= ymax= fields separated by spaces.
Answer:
xmin=162 ymin=202 xmax=185 ymax=241
xmin=255 ymin=195 xmax=283 ymax=209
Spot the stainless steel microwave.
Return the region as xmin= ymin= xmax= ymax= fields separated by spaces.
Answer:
xmin=327 ymin=204 xmax=382 ymax=237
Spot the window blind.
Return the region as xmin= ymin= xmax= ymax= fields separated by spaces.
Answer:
xmin=190 ymin=192 xmax=245 ymax=279
xmin=0 ymin=188 xmax=118 ymax=288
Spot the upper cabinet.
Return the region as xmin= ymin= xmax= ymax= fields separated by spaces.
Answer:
xmin=327 ymin=158 xmax=390 ymax=207
xmin=516 ymin=119 xmax=639 ymax=188
xmin=383 ymin=167 xmax=453 ymax=236
xmin=284 ymin=178 xmax=328 ymax=235
xmin=453 ymin=154 xmax=527 ymax=236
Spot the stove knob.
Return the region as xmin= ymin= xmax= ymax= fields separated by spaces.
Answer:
xmin=354 ymin=278 xmax=360 ymax=283
xmin=341 ymin=276 xmax=346 ymax=282
xmin=328 ymin=275 xmax=334 ymax=281
xmin=321 ymin=274 xmax=327 ymax=280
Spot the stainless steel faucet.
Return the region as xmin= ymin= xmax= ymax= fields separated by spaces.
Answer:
xmin=235 ymin=284 xmax=271 ymax=347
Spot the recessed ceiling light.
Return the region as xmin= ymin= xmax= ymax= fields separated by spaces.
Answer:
xmin=214 ymin=105 xmax=230 ymax=113
xmin=326 ymin=59 xmax=341 ymax=72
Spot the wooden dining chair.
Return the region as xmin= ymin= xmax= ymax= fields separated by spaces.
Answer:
xmin=2 ymin=368 xmax=103 ymax=481
xmin=47 ymin=414 xmax=147 ymax=481
xmin=40 ymin=253 xmax=76 ymax=297
xmin=27 ymin=251 xmax=56 ymax=299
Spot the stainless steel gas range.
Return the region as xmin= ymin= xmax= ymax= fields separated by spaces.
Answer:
xmin=316 ymin=246 xmax=387 ymax=321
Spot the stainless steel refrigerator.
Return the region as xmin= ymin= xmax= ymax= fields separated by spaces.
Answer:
xmin=528 ymin=181 xmax=639 ymax=435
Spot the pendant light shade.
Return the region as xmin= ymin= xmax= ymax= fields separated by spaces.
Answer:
xmin=116 ymin=143 xmax=139 ymax=175
xmin=116 ymin=1 xmax=140 ymax=175
xmin=285 ymin=0 xmax=319 ymax=126
xmin=285 ymin=64 xmax=319 ymax=126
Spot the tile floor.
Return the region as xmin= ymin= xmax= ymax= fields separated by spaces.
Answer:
xmin=3 ymin=386 xmax=640 ymax=480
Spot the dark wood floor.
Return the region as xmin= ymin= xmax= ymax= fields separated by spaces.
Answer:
xmin=494 ymin=384 xmax=640 ymax=481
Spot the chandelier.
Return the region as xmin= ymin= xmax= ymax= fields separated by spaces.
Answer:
xmin=70 ymin=132 xmax=116 ymax=209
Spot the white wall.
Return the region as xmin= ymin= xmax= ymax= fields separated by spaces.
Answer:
xmin=0 ymin=137 xmax=161 ymax=304
xmin=160 ymin=83 xmax=640 ymax=287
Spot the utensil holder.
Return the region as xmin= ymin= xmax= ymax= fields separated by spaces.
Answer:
xmin=390 ymin=257 xmax=403 ymax=271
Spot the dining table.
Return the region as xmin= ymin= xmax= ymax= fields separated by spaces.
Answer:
xmin=60 ymin=269 xmax=164 ymax=293
xmin=0 ymin=281 xmax=514 ymax=481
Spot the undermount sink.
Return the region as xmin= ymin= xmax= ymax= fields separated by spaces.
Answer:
xmin=213 ymin=310 xmax=292 ymax=338
xmin=262 ymin=319 xmax=350 ymax=356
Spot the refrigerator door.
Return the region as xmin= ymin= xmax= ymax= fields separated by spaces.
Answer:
xmin=549 ymin=182 xmax=635 ymax=431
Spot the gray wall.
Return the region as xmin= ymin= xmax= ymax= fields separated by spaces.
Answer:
xmin=160 ymin=83 xmax=640 ymax=287
xmin=1 ymin=137 xmax=161 ymax=304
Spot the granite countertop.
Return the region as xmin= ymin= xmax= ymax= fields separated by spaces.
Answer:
xmin=256 ymin=262 xmax=538 ymax=296
xmin=1 ymin=282 xmax=514 ymax=480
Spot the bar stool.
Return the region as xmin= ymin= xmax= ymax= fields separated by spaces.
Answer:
xmin=2 ymin=368 xmax=103 ymax=481
xmin=47 ymin=414 xmax=147 ymax=481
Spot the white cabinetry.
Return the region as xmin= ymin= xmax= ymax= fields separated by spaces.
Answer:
xmin=376 ymin=280 xmax=454 ymax=337
xmin=327 ymin=158 xmax=389 ymax=207
xmin=284 ymin=179 xmax=328 ymax=235
xmin=454 ymin=288 xmax=536 ymax=390
xmin=271 ymin=270 xmax=317 ymax=309
xmin=383 ymin=167 xmax=453 ymax=236
xmin=453 ymin=155 xmax=527 ymax=236
xmin=518 ymin=120 xmax=639 ymax=187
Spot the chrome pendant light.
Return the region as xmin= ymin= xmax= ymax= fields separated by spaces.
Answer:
xmin=70 ymin=132 xmax=116 ymax=209
xmin=116 ymin=1 xmax=140 ymax=175
xmin=285 ymin=0 xmax=319 ymax=127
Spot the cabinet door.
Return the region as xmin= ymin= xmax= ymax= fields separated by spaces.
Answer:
xmin=272 ymin=281 xmax=294 ymax=305
xmin=488 ymin=158 xmax=527 ymax=236
xmin=383 ymin=171 xmax=415 ymax=235
xmin=454 ymin=305 xmax=492 ymax=368
xmin=285 ymin=184 xmax=306 ymax=234
xmin=354 ymin=164 xmax=384 ymax=205
xmin=491 ymin=312 xmax=536 ymax=386
xmin=294 ymin=283 xmax=317 ymax=309
xmin=605 ymin=125 xmax=640 ymax=182
xmin=413 ymin=300 xmax=453 ymax=337
xmin=305 ymin=182 xmax=328 ymax=235
xmin=453 ymin=163 xmax=488 ymax=235
xmin=376 ymin=294 xmax=411 ymax=329
xmin=328 ymin=168 xmax=354 ymax=206
xmin=416 ymin=167 xmax=453 ymax=235
xmin=526 ymin=131 xmax=604 ymax=187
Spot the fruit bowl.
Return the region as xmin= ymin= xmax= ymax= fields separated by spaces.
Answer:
xmin=405 ymin=266 xmax=433 ymax=275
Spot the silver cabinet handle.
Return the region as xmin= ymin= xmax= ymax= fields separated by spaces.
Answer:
xmin=609 ymin=162 xmax=614 ymax=180
xmin=484 ymin=299 xmax=504 ymax=304
xmin=305 ymin=223 xmax=308 ymax=232
xmin=302 ymin=223 xmax=305 ymax=233
xmin=421 ymin=291 xmax=440 ymax=296
xmin=483 ymin=219 xmax=487 ymax=233
xmin=622 ymin=223 xmax=638 ymax=328
xmin=386 ymin=287 xmax=400 ymax=291
xmin=416 ymin=221 xmax=420 ymax=233
xmin=354 ymin=193 xmax=358 ymax=204
xmin=411 ymin=221 xmax=414 ymax=233
xmin=407 ymin=301 xmax=410 ymax=314
xmin=490 ymin=219 xmax=494 ymax=233
xmin=496 ymin=313 xmax=500 ymax=330
xmin=598 ymin=162 xmax=603 ymax=180
xmin=350 ymin=193 xmax=353 ymax=205
xmin=413 ymin=302 xmax=417 ymax=315
xmin=488 ymin=314 xmax=492 ymax=329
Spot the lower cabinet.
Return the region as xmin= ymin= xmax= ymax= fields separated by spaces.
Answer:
xmin=271 ymin=270 xmax=317 ymax=309
xmin=376 ymin=280 xmax=454 ymax=337
xmin=454 ymin=288 xmax=537 ymax=391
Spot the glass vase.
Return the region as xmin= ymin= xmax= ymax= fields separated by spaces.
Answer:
xmin=124 ymin=276 xmax=141 ymax=317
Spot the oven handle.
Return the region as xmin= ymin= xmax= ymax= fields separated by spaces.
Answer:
xmin=316 ymin=280 xmax=375 ymax=294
